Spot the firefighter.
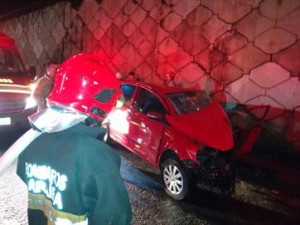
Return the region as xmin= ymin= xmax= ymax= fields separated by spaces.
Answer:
xmin=164 ymin=71 xmax=176 ymax=87
xmin=16 ymin=53 xmax=132 ymax=225
xmin=33 ymin=62 xmax=60 ymax=111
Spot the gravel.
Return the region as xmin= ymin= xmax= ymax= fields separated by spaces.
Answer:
xmin=1 ymin=147 xmax=300 ymax=225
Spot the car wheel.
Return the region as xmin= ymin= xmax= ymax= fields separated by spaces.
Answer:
xmin=161 ymin=158 xmax=189 ymax=200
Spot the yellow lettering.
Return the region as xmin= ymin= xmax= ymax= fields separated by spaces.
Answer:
xmin=25 ymin=163 xmax=68 ymax=210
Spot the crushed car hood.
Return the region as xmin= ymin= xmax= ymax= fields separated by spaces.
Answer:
xmin=166 ymin=101 xmax=234 ymax=151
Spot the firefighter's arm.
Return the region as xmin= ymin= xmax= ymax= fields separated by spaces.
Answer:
xmin=78 ymin=139 xmax=132 ymax=225
xmin=33 ymin=78 xmax=47 ymax=108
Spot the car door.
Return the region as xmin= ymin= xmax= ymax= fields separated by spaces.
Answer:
xmin=108 ymin=84 xmax=139 ymax=149
xmin=131 ymin=87 xmax=167 ymax=164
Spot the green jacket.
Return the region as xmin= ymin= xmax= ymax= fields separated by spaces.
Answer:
xmin=17 ymin=123 xmax=132 ymax=225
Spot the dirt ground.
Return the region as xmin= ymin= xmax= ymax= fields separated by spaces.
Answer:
xmin=1 ymin=132 xmax=300 ymax=225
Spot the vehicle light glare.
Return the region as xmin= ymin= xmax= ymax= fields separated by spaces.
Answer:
xmin=30 ymin=83 xmax=37 ymax=92
xmin=109 ymin=110 xmax=129 ymax=134
xmin=25 ymin=96 xmax=37 ymax=109
xmin=0 ymin=78 xmax=13 ymax=83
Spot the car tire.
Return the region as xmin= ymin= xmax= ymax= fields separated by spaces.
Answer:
xmin=161 ymin=158 xmax=189 ymax=200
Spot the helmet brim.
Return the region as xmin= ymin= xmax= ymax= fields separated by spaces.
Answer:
xmin=28 ymin=104 xmax=87 ymax=133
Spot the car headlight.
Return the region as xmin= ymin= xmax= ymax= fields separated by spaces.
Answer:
xmin=25 ymin=95 xmax=37 ymax=109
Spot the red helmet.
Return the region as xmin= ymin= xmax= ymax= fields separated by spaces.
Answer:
xmin=47 ymin=53 xmax=121 ymax=121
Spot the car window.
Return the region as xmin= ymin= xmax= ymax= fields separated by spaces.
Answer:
xmin=168 ymin=90 xmax=211 ymax=114
xmin=0 ymin=48 xmax=25 ymax=74
xmin=133 ymin=87 xmax=166 ymax=115
xmin=121 ymin=84 xmax=136 ymax=101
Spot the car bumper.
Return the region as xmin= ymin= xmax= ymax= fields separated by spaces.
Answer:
xmin=0 ymin=107 xmax=37 ymax=131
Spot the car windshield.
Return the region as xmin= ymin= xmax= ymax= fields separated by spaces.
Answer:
xmin=0 ymin=48 xmax=25 ymax=75
xmin=167 ymin=90 xmax=212 ymax=114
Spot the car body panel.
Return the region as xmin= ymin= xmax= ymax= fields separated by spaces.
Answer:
xmin=105 ymin=81 xmax=270 ymax=199
xmin=108 ymin=105 xmax=199 ymax=167
xmin=158 ymin=125 xmax=200 ymax=162
xmin=165 ymin=101 xmax=234 ymax=151
xmin=106 ymin=82 xmax=234 ymax=167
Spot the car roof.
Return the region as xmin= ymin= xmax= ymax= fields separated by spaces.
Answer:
xmin=122 ymin=81 xmax=198 ymax=95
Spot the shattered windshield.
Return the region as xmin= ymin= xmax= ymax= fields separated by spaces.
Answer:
xmin=168 ymin=90 xmax=212 ymax=114
xmin=0 ymin=48 xmax=25 ymax=75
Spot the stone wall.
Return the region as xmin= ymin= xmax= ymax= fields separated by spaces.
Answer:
xmin=0 ymin=0 xmax=299 ymax=154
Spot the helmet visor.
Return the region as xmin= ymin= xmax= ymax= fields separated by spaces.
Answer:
xmin=28 ymin=102 xmax=87 ymax=133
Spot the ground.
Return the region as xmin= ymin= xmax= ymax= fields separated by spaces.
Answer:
xmin=1 ymin=144 xmax=300 ymax=225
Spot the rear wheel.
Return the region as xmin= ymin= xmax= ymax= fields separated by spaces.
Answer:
xmin=161 ymin=159 xmax=189 ymax=200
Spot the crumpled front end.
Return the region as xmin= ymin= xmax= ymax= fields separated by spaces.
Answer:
xmin=164 ymin=101 xmax=236 ymax=193
xmin=166 ymin=101 xmax=234 ymax=151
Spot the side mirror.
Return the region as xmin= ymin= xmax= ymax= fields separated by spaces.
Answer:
xmin=146 ymin=111 xmax=163 ymax=120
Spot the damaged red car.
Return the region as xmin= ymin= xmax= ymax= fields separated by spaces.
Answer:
xmin=103 ymin=82 xmax=236 ymax=200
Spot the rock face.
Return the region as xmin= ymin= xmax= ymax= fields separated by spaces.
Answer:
xmin=0 ymin=0 xmax=299 ymax=154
